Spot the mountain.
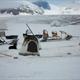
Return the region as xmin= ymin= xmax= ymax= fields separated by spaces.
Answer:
xmin=43 ymin=4 xmax=80 ymax=15
xmin=0 ymin=0 xmax=80 ymax=15
xmin=33 ymin=0 xmax=51 ymax=10
xmin=62 ymin=6 xmax=80 ymax=14
xmin=0 ymin=1 xmax=44 ymax=15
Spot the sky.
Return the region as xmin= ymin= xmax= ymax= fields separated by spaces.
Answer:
xmin=0 ymin=0 xmax=80 ymax=8
xmin=0 ymin=0 xmax=80 ymax=4
xmin=28 ymin=0 xmax=80 ymax=5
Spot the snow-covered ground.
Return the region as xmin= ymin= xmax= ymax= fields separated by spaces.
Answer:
xmin=0 ymin=54 xmax=80 ymax=80
xmin=0 ymin=15 xmax=80 ymax=80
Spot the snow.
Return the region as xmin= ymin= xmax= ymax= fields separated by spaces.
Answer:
xmin=0 ymin=55 xmax=80 ymax=80
xmin=1 ymin=1 xmax=80 ymax=15
xmin=0 ymin=15 xmax=80 ymax=80
xmin=0 ymin=1 xmax=44 ymax=15
xmin=44 ymin=4 xmax=80 ymax=15
xmin=0 ymin=0 xmax=80 ymax=15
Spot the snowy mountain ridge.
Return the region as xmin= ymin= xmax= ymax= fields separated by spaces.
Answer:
xmin=0 ymin=0 xmax=80 ymax=15
xmin=44 ymin=4 xmax=80 ymax=15
xmin=0 ymin=1 xmax=44 ymax=15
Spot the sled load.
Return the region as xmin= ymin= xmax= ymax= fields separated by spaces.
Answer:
xmin=19 ymin=34 xmax=40 ymax=56
xmin=6 ymin=35 xmax=18 ymax=49
xmin=19 ymin=24 xmax=40 ymax=56
xmin=0 ymin=31 xmax=18 ymax=49
xmin=0 ymin=29 xmax=7 ymax=45
xmin=40 ymin=30 xmax=72 ymax=42
xmin=0 ymin=25 xmax=18 ymax=46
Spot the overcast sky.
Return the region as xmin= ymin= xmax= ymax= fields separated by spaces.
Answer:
xmin=0 ymin=0 xmax=80 ymax=8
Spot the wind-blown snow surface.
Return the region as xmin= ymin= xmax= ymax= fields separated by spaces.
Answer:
xmin=0 ymin=15 xmax=80 ymax=80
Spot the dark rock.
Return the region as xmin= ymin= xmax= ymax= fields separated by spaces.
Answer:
xmin=13 ymin=57 xmax=18 ymax=59
xmin=67 ymin=52 xmax=72 ymax=55
xmin=33 ymin=0 xmax=51 ymax=10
